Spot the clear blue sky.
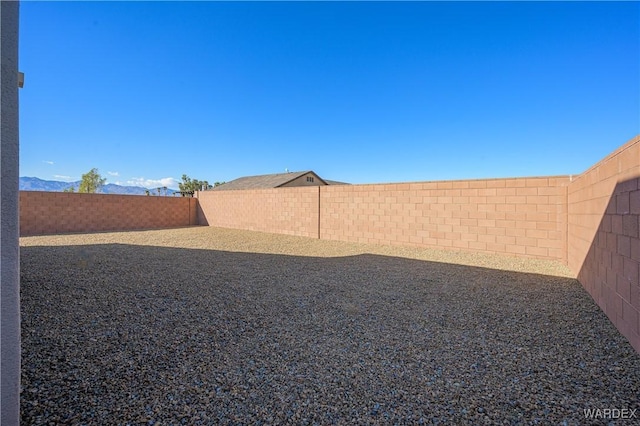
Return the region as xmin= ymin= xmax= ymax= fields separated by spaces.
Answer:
xmin=19 ymin=1 xmax=639 ymax=189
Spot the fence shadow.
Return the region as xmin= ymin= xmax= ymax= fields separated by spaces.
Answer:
xmin=20 ymin=243 xmax=640 ymax=424
xmin=575 ymin=176 xmax=640 ymax=353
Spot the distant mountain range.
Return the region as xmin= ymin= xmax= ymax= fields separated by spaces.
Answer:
xmin=19 ymin=177 xmax=178 ymax=196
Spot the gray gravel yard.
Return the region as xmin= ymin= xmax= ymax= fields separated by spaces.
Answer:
xmin=20 ymin=227 xmax=640 ymax=425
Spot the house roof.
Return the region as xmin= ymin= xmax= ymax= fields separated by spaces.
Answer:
xmin=212 ymin=171 xmax=328 ymax=191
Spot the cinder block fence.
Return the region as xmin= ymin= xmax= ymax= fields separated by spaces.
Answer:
xmin=18 ymin=135 xmax=640 ymax=352
xmin=20 ymin=192 xmax=198 ymax=236
xmin=567 ymin=138 xmax=639 ymax=351
xmin=318 ymin=176 xmax=569 ymax=261
xmin=196 ymin=135 xmax=640 ymax=352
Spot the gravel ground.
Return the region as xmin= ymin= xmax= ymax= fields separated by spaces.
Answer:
xmin=20 ymin=227 xmax=640 ymax=425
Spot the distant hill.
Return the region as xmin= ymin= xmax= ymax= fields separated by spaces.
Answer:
xmin=19 ymin=177 xmax=76 ymax=192
xmin=19 ymin=177 xmax=178 ymax=196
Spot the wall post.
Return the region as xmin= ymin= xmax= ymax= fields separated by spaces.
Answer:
xmin=1 ymin=1 xmax=21 ymax=423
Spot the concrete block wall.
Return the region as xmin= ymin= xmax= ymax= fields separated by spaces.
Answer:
xmin=568 ymin=136 xmax=640 ymax=352
xmin=197 ymin=177 xmax=569 ymax=261
xmin=18 ymin=136 xmax=640 ymax=352
xmin=196 ymin=186 xmax=320 ymax=239
xmin=320 ymin=177 xmax=570 ymax=261
xmin=20 ymin=191 xmax=198 ymax=236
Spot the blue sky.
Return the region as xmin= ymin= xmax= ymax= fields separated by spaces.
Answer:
xmin=19 ymin=1 xmax=639 ymax=189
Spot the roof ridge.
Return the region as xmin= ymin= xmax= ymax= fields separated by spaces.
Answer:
xmin=212 ymin=170 xmax=321 ymax=191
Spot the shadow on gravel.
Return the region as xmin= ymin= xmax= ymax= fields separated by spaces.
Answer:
xmin=20 ymin=244 xmax=640 ymax=425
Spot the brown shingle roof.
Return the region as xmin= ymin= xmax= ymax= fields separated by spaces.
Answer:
xmin=212 ymin=171 xmax=326 ymax=191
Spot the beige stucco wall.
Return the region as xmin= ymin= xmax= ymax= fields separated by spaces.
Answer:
xmin=1 ymin=1 xmax=21 ymax=423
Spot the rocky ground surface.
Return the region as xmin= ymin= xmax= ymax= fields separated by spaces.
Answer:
xmin=20 ymin=227 xmax=640 ymax=425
